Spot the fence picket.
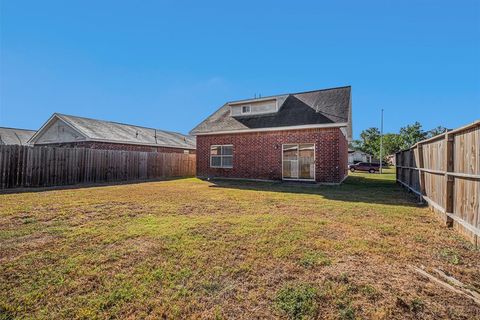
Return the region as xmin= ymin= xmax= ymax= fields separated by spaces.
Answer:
xmin=396 ymin=121 xmax=479 ymax=248
xmin=0 ymin=145 xmax=195 ymax=190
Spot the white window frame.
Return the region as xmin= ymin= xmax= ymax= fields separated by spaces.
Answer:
xmin=210 ymin=144 xmax=233 ymax=168
xmin=241 ymin=105 xmax=251 ymax=114
xmin=281 ymin=143 xmax=316 ymax=181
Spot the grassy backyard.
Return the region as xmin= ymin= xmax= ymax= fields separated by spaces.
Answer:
xmin=1 ymin=171 xmax=479 ymax=319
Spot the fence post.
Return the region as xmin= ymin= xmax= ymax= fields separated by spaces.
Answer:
xmin=444 ymin=132 xmax=454 ymax=227
xmin=0 ymin=146 xmax=5 ymax=189
xmin=417 ymin=143 xmax=426 ymax=200
xmin=409 ymin=149 xmax=414 ymax=188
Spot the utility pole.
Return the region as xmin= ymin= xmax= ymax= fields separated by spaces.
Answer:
xmin=380 ymin=108 xmax=384 ymax=174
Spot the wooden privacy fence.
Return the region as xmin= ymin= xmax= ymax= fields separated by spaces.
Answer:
xmin=396 ymin=120 xmax=479 ymax=248
xmin=0 ymin=145 xmax=196 ymax=190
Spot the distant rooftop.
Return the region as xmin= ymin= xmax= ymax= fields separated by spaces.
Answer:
xmin=0 ymin=127 xmax=36 ymax=146
xmin=30 ymin=113 xmax=196 ymax=150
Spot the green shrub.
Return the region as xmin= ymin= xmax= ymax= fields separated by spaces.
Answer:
xmin=275 ymin=284 xmax=318 ymax=319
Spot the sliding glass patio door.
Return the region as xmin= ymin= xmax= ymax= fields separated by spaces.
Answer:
xmin=282 ymin=144 xmax=315 ymax=181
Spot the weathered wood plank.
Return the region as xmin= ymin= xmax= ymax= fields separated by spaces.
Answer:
xmin=396 ymin=121 xmax=480 ymax=247
xmin=0 ymin=146 xmax=196 ymax=190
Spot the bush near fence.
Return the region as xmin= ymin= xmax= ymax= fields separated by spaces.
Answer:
xmin=396 ymin=120 xmax=479 ymax=248
xmin=0 ymin=145 xmax=196 ymax=190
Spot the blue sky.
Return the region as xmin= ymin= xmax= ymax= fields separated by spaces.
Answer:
xmin=1 ymin=0 xmax=479 ymax=138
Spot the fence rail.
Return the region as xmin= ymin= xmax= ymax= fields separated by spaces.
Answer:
xmin=0 ymin=145 xmax=196 ymax=190
xmin=396 ymin=120 xmax=479 ymax=248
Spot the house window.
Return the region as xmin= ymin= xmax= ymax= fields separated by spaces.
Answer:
xmin=241 ymin=105 xmax=251 ymax=114
xmin=210 ymin=145 xmax=233 ymax=168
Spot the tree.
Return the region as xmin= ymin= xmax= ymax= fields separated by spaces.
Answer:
xmin=358 ymin=127 xmax=381 ymax=158
xmin=349 ymin=140 xmax=363 ymax=151
xmin=382 ymin=133 xmax=404 ymax=155
xmin=353 ymin=122 xmax=446 ymax=161
xmin=426 ymin=126 xmax=448 ymax=138
xmin=399 ymin=122 xmax=426 ymax=149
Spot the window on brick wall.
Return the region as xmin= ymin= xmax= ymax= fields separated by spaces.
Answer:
xmin=210 ymin=145 xmax=233 ymax=168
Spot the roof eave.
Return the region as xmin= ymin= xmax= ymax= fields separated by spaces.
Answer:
xmin=191 ymin=122 xmax=349 ymax=136
xmin=228 ymin=96 xmax=280 ymax=106
xmin=35 ymin=137 xmax=196 ymax=150
xmin=83 ymin=137 xmax=196 ymax=150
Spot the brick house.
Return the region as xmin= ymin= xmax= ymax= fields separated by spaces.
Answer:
xmin=28 ymin=113 xmax=196 ymax=153
xmin=190 ymin=86 xmax=352 ymax=184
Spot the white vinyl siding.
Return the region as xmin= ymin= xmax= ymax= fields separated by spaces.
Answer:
xmin=230 ymin=99 xmax=278 ymax=116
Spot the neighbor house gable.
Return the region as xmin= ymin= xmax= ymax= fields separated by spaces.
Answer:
xmin=29 ymin=115 xmax=87 ymax=145
xmin=29 ymin=113 xmax=196 ymax=150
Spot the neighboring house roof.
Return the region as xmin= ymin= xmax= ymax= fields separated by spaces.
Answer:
xmin=29 ymin=113 xmax=196 ymax=150
xmin=190 ymin=86 xmax=352 ymax=138
xmin=0 ymin=127 xmax=36 ymax=146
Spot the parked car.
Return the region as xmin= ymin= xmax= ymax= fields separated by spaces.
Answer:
xmin=348 ymin=162 xmax=381 ymax=173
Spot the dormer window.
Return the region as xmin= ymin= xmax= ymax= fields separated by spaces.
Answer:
xmin=229 ymin=98 xmax=278 ymax=116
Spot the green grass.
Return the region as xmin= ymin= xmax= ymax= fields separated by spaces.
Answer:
xmin=275 ymin=284 xmax=318 ymax=319
xmin=0 ymin=170 xmax=479 ymax=319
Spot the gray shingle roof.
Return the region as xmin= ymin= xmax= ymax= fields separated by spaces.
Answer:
xmin=52 ymin=114 xmax=196 ymax=149
xmin=0 ymin=127 xmax=36 ymax=145
xmin=190 ymin=86 xmax=352 ymax=138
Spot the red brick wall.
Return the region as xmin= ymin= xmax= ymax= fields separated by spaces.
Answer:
xmin=196 ymin=127 xmax=348 ymax=183
xmin=36 ymin=141 xmax=195 ymax=154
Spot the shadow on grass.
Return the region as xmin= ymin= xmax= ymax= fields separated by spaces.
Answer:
xmin=207 ymin=174 xmax=423 ymax=207
xmin=0 ymin=176 xmax=195 ymax=195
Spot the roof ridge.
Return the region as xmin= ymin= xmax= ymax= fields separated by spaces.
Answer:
xmin=226 ymin=85 xmax=351 ymax=104
xmin=0 ymin=126 xmax=36 ymax=132
xmin=55 ymin=113 xmax=191 ymax=137
xmin=292 ymin=85 xmax=351 ymax=96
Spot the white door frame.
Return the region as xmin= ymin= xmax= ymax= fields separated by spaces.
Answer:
xmin=281 ymin=143 xmax=316 ymax=181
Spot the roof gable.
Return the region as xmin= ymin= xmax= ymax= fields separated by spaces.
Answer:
xmin=31 ymin=114 xmax=196 ymax=149
xmin=31 ymin=117 xmax=87 ymax=144
xmin=28 ymin=114 xmax=88 ymax=145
